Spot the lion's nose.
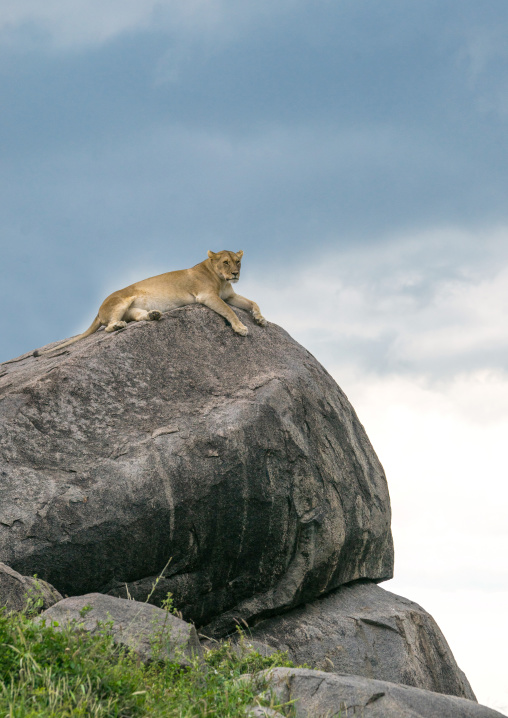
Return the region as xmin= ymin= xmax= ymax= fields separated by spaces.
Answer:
xmin=232 ymin=272 xmax=239 ymax=277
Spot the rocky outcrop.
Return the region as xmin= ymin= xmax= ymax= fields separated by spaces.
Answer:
xmin=0 ymin=305 xmax=393 ymax=634
xmin=259 ymin=668 xmax=505 ymax=718
xmin=0 ymin=561 xmax=62 ymax=613
xmin=39 ymin=593 xmax=202 ymax=665
xmin=243 ymin=582 xmax=475 ymax=699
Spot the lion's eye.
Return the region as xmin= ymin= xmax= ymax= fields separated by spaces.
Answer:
xmin=224 ymin=261 xmax=230 ymax=265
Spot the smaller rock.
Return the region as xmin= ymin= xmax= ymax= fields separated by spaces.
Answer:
xmin=260 ymin=668 xmax=506 ymax=718
xmin=246 ymin=582 xmax=475 ymax=699
xmin=38 ymin=593 xmax=202 ymax=666
xmin=0 ymin=562 xmax=62 ymax=614
xmin=247 ymin=707 xmax=285 ymax=717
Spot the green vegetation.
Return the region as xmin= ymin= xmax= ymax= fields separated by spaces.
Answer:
xmin=0 ymin=605 xmax=295 ymax=717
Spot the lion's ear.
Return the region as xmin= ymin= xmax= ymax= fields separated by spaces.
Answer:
xmin=236 ymin=250 xmax=244 ymax=259
xmin=207 ymin=250 xmax=217 ymax=259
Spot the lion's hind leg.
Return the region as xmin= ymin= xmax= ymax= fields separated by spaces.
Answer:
xmin=101 ymin=295 xmax=135 ymax=333
xmin=100 ymin=295 xmax=162 ymax=334
xmin=104 ymin=321 xmax=127 ymax=332
xmin=124 ymin=308 xmax=162 ymax=322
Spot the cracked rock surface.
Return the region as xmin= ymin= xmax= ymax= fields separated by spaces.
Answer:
xmin=243 ymin=581 xmax=475 ymax=699
xmin=0 ymin=304 xmax=393 ymax=634
xmin=261 ymin=668 xmax=505 ymax=718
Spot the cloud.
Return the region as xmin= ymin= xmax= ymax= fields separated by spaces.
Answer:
xmin=0 ymin=0 xmax=300 ymax=49
xmin=458 ymin=22 xmax=508 ymax=117
xmin=241 ymin=225 xmax=508 ymax=381
xmin=349 ymin=372 xmax=508 ymax=552
xmin=0 ymin=0 xmax=158 ymax=47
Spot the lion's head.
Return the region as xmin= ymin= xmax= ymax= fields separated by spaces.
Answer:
xmin=207 ymin=250 xmax=243 ymax=283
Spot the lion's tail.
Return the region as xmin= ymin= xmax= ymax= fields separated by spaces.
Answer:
xmin=33 ymin=315 xmax=102 ymax=357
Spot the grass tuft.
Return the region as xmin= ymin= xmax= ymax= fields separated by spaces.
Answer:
xmin=0 ymin=607 xmax=294 ymax=717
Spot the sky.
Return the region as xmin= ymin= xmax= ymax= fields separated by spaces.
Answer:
xmin=1 ymin=0 xmax=507 ymax=711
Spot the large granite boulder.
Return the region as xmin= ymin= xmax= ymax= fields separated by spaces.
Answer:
xmin=39 ymin=593 xmax=202 ymax=665
xmin=0 ymin=305 xmax=393 ymax=635
xmin=243 ymin=582 xmax=475 ymax=700
xmin=259 ymin=668 xmax=505 ymax=718
xmin=0 ymin=561 xmax=62 ymax=614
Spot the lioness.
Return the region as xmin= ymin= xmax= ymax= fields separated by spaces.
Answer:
xmin=34 ymin=250 xmax=267 ymax=356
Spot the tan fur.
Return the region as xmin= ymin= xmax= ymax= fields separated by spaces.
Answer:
xmin=34 ymin=250 xmax=267 ymax=356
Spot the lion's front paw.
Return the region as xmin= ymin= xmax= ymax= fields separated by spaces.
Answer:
xmin=233 ymin=323 xmax=249 ymax=336
xmin=148 ymin=310 xmax=162 ymax=321
xmin=254 ymin=314 xmax=267 ymax=327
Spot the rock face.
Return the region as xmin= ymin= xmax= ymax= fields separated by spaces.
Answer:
xmin=244 ymin=582 xmax=475 ymax=700
xmin=0 ymin=562 xmax=63 ymax=613
xmin=39 ymin=593 xmax=202 ymax=665
xmin=261 ymin=668 xmax=505 ymax=718
xmin=0 ymin=305 xmax=393 ymax=634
